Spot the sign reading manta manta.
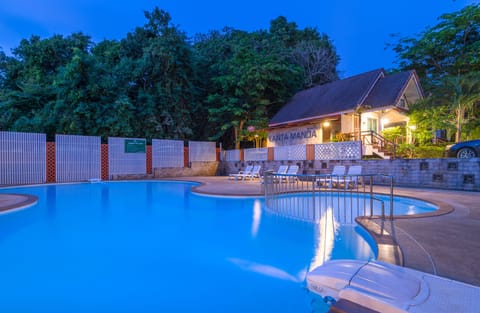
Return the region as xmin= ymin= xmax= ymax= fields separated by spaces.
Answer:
xmin=267 ymin=125 xmax=322 ymax=146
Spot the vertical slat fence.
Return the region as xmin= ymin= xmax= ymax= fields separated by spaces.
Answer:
xmin=55 ymin=134 xmax=101 ymax=182
xmin=152 ymin=139 xmax=184 ymax=168
xmin=108 ymin=137 xmax=146 ymax=178
xmin=0 ymin=131 xmax=46 ymax=185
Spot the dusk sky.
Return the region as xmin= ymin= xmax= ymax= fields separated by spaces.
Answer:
xmin=0 ymin=0 xmax=476 ymax=77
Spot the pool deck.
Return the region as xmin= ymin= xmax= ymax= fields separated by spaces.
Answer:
xmin=1 ymin=177 xmax=479 ymax=288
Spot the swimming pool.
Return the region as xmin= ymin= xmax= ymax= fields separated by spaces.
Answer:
xmin=266 ymin=192 xmax=438 ymax=223
xmin=0 ymin=181 xmax=429 ymax=312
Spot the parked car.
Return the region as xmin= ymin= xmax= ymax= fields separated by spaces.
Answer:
xmin=445 ymin=139 xmax=480 ymax=158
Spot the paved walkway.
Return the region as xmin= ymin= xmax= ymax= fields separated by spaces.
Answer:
xmin=1 ymin=177 xmax=479 ymax=287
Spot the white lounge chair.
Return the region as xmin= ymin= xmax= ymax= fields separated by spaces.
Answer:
xmin=261 ymin=165 xmax=288 ymax=183
xmin=316 ymin=165 xmax=346 ymax=188
xmin=229 ymin=165 xmax=253 ymax=180
xmin=244 ymin=165 xmax=262 ymax=180
xmin=332 ymin=165 xmax=362 ymax=189
xmin=284 ymin=165 xmax=299 ymax=183
xmin=274 ymin=165 xmax=289 ymax=175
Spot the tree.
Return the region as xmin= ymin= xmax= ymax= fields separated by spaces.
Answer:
xmin=391 ymin=4 xmax=480 ymax=91
xmin=391 ymin=4 xmax=480 ymax=142
xmin=119 ymin=7 xmax=198 ymax=140
xmin=0 ymin=33 xmax=93 ymax=137
xmin=0 ymin=9 xmax=339 ymax=147
xmin=195 ymin=17 xmax=339 ymax=149
xmin=197 ymin=28 xmax=303 ymax=149
xmin=435 ymin=73 xmax=480 ymax=142
xmin=291 ymin=40 xmax=338 ymax=88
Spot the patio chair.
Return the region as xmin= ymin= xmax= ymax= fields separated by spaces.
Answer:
xmin=274 ymin=164 xmax=289 ymax=175
xmin=261 ymin=164 xmax=288 ymax=183
xmin=228 ymin=165 xmax=253 ymax=180
xmin=284 ymin=165 xmax=299 ymax=183
xmin=332 ymin=165 xmax=362 ymax=189
xmin=316 ymin=165 xmax=346 ymax=188
xmin=244 ymin=165 xmax=262 ymax=180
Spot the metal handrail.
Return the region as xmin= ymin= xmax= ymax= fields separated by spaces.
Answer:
xmin=360 ymin=130 xmax=397 ymax=159
xmin=264 ymin=172 xmax=394 ymax=223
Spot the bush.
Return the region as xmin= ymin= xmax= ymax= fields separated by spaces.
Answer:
xmin=397 ymin=143 xmax=447 ymax=158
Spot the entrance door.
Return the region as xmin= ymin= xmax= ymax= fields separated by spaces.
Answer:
xmin=322 ymin=126 xmax=331 ymax=142
xmin=367 ymin=118 xmax=378 ymax=133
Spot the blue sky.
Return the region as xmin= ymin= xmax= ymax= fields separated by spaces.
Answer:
xmin=0 ymin=0 xmax=476 ymax=77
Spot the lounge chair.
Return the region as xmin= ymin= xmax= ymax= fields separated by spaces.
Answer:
xmin=316 ymin=165 xmax=346 ymax=188
xmin=274 ymin=165 xmax=289 ymax=175
xmin=261 ymin=165 xmax=288 ymax=183
xmin=284 ymin=165 xmax=299 ymax=183
xmin=332 ymin=165 xmax=362 ymax=189
xmin=229 ymin=165 xmax=253 ymax=180
xmin=244 ymin=165 xmax=262 ymax=180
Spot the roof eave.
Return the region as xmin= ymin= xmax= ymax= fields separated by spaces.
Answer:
xmin=269 ymin=110 xmax=353 ymax=128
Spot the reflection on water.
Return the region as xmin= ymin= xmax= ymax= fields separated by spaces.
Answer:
xmin=310 ymin=208 xmax=338 ymax=270
xmin=251 ymin=200 xmax=262 ymax=238
xmin=227 ymin=257 xmax=305 ymax=283
xmin=46 ymin=186 xmax=57 ymax=219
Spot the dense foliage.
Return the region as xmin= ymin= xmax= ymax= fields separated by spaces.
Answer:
xmin=392 ymin=4 xmax=480 ymax=143
xmin=0 ymin=8 xmax=339 ymax=147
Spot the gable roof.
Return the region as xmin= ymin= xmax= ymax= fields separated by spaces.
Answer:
xmin=269 ymin=68 xmax=420 ymax=127
xmin=363 ymin=70 xmax=416 ymax=109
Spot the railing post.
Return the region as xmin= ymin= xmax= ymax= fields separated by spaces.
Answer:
xmin=369 ymin=176 xmax=374 ymax=217
xmin=389 ymin=176 xmax=394 ymax=220
xmin=312 ymin=175 xmax=316 ymax=221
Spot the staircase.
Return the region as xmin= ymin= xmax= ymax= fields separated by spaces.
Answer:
xmin=371 ymin=146 xmax=392 ymax=159
xmin=359 ymin=131 xmax=396 ymax=159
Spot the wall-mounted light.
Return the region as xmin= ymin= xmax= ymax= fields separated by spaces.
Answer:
xmin=323 ymin=121 xmax=330 ymax=127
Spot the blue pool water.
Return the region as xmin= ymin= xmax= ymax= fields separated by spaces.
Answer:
xmin=0 ymin=181 xmax=403 ymax=312
xmin=268 ymin=192 xmax=438 ymax=223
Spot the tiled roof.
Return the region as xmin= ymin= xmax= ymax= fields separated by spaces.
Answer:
xmin=269 ymin=68 xmax=416 ymax=127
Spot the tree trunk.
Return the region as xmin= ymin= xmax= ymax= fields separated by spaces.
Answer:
xmin=455 ymin=107 xmax=464 ymax=143
xmin=234 ymin=120 xmax=245 ymax=150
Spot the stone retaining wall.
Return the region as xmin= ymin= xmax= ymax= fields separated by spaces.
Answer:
xmin=154 ymin=161 xmax=219 ymax=178
xmin=220 ymin=158 xmax=480 ymax=191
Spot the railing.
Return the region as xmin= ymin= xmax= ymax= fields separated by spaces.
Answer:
xmin=359 ymin=130 xmax=397 ymax=159
xmin=264 ymin=171 xmax=394 ymax=224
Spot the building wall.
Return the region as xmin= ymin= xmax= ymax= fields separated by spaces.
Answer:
xmin=267 ymin=124 xmax=323 ymax=147
xmin=341 ymin=113 xmax=354 ymax=134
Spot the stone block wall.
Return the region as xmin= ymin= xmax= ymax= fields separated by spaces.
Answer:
xmin=219 ymin=158 xmax=480 ymax=191
xmin=154 ymin=161 xmax=219 ymax=178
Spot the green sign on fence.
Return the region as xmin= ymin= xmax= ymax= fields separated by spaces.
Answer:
xmin=124 ymin=139 xmax=146 ymax=153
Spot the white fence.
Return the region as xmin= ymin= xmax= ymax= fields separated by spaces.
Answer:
xmin=0 ymin=131 xmax=46 ymax=185
xmin=274 ymin=144 xmax=306 ymax=160
xmin=152 ymin=139 xmax=184 ymax=168
xmin=314 ymin=141 xmax=362 ymax=160
xmin=189 ymin=141 xmax=216 ymax=162
xmin=56 ymin=134 xmax=101 ymax=182
xmin=108 ymin=137 xmax=146 ymax=177
xmin=224 ymin=141 xmax=362 ymax=162
xmin=244 ymin=148 xmax=268 ymax=161
xmin=224 ymin=149 xmax=241 ymax=161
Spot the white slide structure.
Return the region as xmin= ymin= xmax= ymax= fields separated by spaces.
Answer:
xmin=307 ymin=259 xmax=480 ymax=313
